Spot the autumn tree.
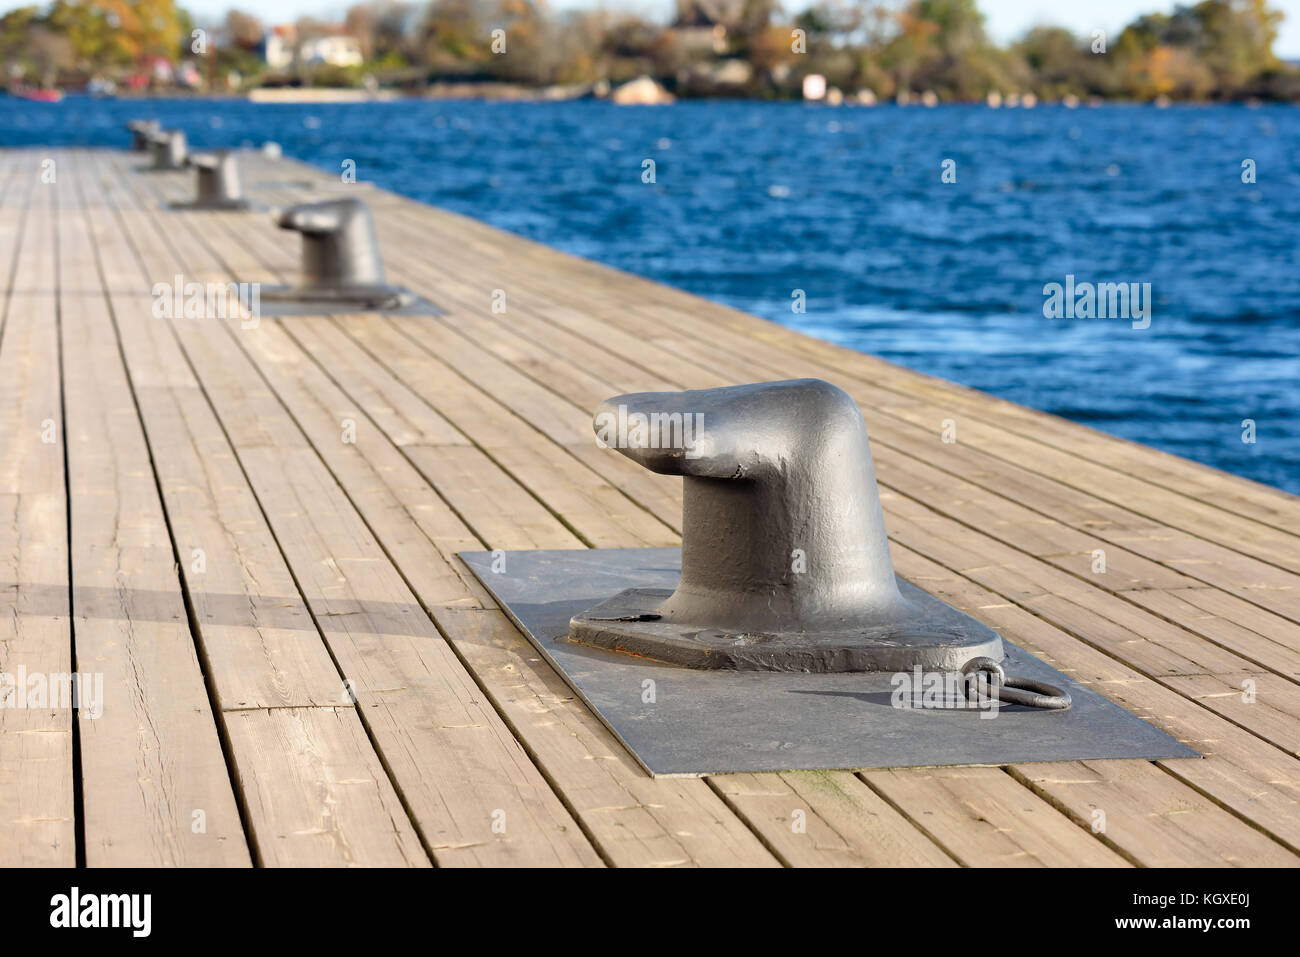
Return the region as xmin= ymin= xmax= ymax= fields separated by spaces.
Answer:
xmin=223 ymin=9 xmax=263 ymax=49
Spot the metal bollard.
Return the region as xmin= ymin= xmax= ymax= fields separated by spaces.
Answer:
xmin=179 ymin=151 xmax=251 ymax=210
xmin=569 ymin=378 xmax=1007 ymax=672
xmin=147 ymin=130 xmax=187 ymax=171
xmin=126 ymin=119 xmax=160 ymax=152
xmin=267 ymin=198 xmax=410 ymax=308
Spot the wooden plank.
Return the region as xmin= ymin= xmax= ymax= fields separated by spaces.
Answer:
xmin=0 ymin=153 xmax=75 ymax=866
xmin=859 ymin=767 xmax=1130 ymax=867
xmin=57 ymin=153 xmax=250 ymax=866
xmin=119 ymin=179 xmax=781 ymax=869
xmin=225 ymin=707 xmax=429 ymax=867
xmin=74 ymin=152 xmax=432 ymax=867
xmin=106 ymin=162 xmax=601 ymax=867
xmin=438 ymin=606 xmax=780 ymax=867
xmin=1125 ymin=587 xmax=1300 ymax=665
xmin=78 ymin=159 xmax=347 ymax=711
xmin=1161 ymin=672 xmax=1300 ymax=758
xmin=1009 ymin=759 xmax=1300 ymax=867
xmin=710 ymin=771 xmax=957 ymax=867
xmin=332 ymin=315 xmax=683 ymax=543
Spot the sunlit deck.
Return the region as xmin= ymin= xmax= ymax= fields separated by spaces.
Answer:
xmin=1 ymin=146 xmax=1298 ymax=867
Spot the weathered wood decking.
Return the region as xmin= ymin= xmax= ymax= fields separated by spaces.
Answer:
xmin=1 ymin=146 xmax=1298 ymax=867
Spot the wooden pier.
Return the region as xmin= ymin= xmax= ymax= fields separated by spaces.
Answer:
xmin=1 ymin=147 xmax=1298 ymax=867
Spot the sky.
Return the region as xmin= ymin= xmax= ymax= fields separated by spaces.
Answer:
xmin=4 ymin=0 xmax=1300 ymax=56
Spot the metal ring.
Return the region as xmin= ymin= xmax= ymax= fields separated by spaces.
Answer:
xmin=997 ymin=676 xmax=1072 ymax=710
xmin=961 ymin=656 xmax=1005 ymax=683
xmin=960 ymin=658 xmax=1071 ymax=711
xmin=961 ymin=657 xmax=1005 ymax=704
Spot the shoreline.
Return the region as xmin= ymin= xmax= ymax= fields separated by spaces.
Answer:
xmin=14 ymin=86 xmax=1298 ymax=107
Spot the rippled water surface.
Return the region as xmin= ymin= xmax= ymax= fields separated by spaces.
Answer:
xmin=4 ymin=96 xmax=1298 ymax=493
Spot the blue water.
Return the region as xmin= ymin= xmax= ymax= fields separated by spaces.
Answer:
xmin=4 ymin=96 xmax=1298 ymax=494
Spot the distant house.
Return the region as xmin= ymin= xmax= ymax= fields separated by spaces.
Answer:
xmin=263 ymin=25 xmax=365 ymax=70
xmin=264 ymin=26 xmax=296 ymax=70
xmin=671 ymin=0 xmax=750 ymax=55
xmin=299 ymin=35 xmax=364 ymax=68
xmin=674 ymin=0 xmax=748 ymax=29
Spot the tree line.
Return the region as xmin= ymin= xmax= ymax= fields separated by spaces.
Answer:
xmin=2 ymin=0 xmax=1295 ymax=101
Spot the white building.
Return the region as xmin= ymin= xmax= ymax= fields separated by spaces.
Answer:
xmin=265 ymin=27 xmax=296 ymax=70
xmin=298 ymin=36 xmax=364 ymax=68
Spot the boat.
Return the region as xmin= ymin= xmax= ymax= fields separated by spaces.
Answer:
xmin=11 ymin=86 xmax=64 ymax=103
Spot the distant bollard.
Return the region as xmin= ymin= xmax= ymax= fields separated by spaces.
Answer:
xmin=259 ymin=197 xmax=416 ymax=310
xmin=178 ymin=151 xmax=251 ymax=210
xmin=148 ymin=130 xmax=187 ymax=171
xmin=126 ymin=119 xmax=160 ymax=152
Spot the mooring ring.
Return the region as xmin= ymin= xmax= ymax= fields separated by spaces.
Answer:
xmin=997 ymin=677 xmax=1072 ymax=710
xmin=961 ymin=656 xmax=1005 ymax=694
xmin=960 ymin=657 xmax=1071 ymax=710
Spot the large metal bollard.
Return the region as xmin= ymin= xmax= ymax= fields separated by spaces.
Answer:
xmin=569 ymin=378 xmax=1007 ymax=673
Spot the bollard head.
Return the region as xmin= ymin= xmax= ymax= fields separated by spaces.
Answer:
xmin=570 ymin=378 xmax=1004 ymax=672
xmin=186 ymin=151 xmax=222 ymax=171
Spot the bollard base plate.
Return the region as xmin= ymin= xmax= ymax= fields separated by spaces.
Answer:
xmin=461 ymin=547 xmax=1199 ymax=776
xmin=239 ymin=283 xmax=443 ymax=317
xmin=570 ymin=584 xmax=1004 ymax=673
xmin=168 ymin=199 xmax=260 ymax=212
